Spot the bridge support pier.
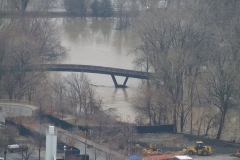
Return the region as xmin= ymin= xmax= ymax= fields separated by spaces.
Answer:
xmin=111 ymin=75 xmax=129 ymax=88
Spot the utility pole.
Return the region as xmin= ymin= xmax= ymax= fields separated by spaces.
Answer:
xmin=85 ymin=131 xmax=87 ymax=160
xmin=64 ymin=145 xmax=66 ymax=160
xmin=4 ymin=150 xmax=6 ymax=160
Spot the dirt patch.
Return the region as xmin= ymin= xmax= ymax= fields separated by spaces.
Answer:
xmin=134 ymin=133 xmax=240 ymax=155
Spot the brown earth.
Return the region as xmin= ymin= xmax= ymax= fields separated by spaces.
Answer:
xmin=134 ymin=133 xmax=240 ymax=156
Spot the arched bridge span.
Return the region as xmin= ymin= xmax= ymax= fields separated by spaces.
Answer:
xmin=29 ymin=64 xmax=154 ymax=88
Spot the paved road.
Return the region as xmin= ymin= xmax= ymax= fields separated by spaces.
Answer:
xmin=36 ymin=124 xmax=126 ymax=160
xmin=0 ymin=104 xmax=33 ymax=122
xmin=59 ymin=133 xmax=119 ymax=160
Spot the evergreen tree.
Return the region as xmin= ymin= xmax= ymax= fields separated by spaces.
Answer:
xmin=100 ymin=0 xmax=114 ymax=18
xmin=64 ymin=0 xmax=87 ymax=18
xmin=78 ymin=0 xmax=87 ymax=18
xmin=90 ymin=0 xmax=100 ymax=18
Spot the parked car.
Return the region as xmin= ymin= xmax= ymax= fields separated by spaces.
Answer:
xmin=7 ymin=144 xmax=27 ymax=153
xmin=174 ymin=156 xmax=193 ymax=160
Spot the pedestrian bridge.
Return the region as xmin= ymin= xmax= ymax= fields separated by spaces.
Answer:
xmin=29 ymin=64 xmax=154 ymax=88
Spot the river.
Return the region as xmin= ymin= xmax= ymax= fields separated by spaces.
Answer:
xmin=59 ymin=18 xmax=141 ymax=123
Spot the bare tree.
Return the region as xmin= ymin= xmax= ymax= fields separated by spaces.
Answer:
xmin=65 ymin=72 xmax=98 ymax=128
xmin=194 ymin=106 xmax=218 ymax=137
xmin=5 ymin=31 xmax=45 ymax=100
xmin=134 ymin=1 xmax=209 ymax=132
xmin=7 ymin=0 xmax=28 ymax=13
xmin=139 ymin=0 xmax=146 ymax=11
xmin=0 ymin=27 xmax=9 ymax=99
xmin=115 ymin=0 xmax=129 ymax=29
xmin=33 ymin=132 xmax=45 ymax=160
xmin=92 ymin=147 xmax=101 ymax=160
xmin=0 ymin=15 xmax=66 ymax=101
xmin=52 ymin=76 xmax=67 ymax=120
xmin=8 ymin=0 xmax=56 ymax=13
xmin=34 ymin=81 xmax=49 ymax=115
xmin=91 ymin=100 xmax=108 ymax=139
xmin=66 ymin=85 xmax=79 ymax=126
xmin=1 ymin=125 xmax=18 ymax=145
xmin=105 ymin=152 xmax=115 ymax=160
xmin=155 ymin=86 xmax=171 ymax=125
xmin=184 ymin=68 xmax=200 ymax=134
xmin=66 ymin=134 xmax=77 ymax=147
xmin=197 ymin=0 xmax=240 ymax=140
xmin=21 ymin=139 xmax=36 ymax=160
xmin=65 ymin=73 xmax=88 ymax=114
xmin=132 ymin=83 xmax=157 ymax=126
xmin=30 ymin=0 xmax=56 ymax=12
xmin=201 ymin=54 xmax=239 ymax=140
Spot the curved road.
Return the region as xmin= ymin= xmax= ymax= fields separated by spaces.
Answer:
xmin=0 ymin=101 xmax=38 ymax=122
xmin=0 ymin=101 xmax=126 ymax=160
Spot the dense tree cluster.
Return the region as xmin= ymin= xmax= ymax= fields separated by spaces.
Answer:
xmin=5 ymin=0 xmax=56 ymax=13
xmin=64 ymin=0 xmax=141 ymax=29
xmin=133 ymin=0 xmax=240 ymax=140
xmin=50 ymin=73 xmax=101 ymax=124
xmin=64 ymin=0 xmax=114 ymax=18
xmin=64 ymin=0 xmax=88 ymax=18
xmin=90 ymin=0 xmax=114 ymax=18
xmin=0 ymin=16 xmax=66 ymax=101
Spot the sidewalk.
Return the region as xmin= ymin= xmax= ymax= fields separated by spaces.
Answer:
xmin=0 ymin=101 xmax=38 ymax=116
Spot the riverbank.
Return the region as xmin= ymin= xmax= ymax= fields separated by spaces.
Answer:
xmin=0 ymin=11 xmax=121 ymax=18
xmin=0 ymin=11 xmax=89 ymax=18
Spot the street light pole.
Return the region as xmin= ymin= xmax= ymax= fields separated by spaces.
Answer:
xmin=128 ymin=139 xmax=130 ymax=156
xmin=64 ymin=145 xmax=66 ymax=160
xmin=4 ymin=150 xmax=6 ymax=160
xmin=84 ymin=131 xmax=87 ymax=160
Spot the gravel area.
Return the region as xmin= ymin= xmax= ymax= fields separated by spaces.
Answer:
xmin=192 ymin=155 xmax=239 ymax=160
xmin=134 ymin=133 xmax=240 ymax=157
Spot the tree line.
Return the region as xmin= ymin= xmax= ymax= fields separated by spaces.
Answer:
xmin=132 ymin=0 xmax=240 ymax=140
xmin=0 ymin=0 xmax=158 ymax=30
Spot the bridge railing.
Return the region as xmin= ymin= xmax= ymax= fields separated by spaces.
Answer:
xmin=29 ymin=64 xmax=152 ymax=79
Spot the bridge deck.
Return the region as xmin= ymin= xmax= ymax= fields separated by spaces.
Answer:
xmin=30 ymin=64 xmax=153 ymax=79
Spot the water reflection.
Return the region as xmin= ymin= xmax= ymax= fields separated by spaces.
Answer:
xmin=63 ymin=18 xmax=88 ymax=42
xmin=113 ymin=30 xmax=135 ymax=55
xmin=62 ymin=18 xmax=136 ymax=54
xmin=112 ymin=88 xmax=129 ymax=101
xmin=90 ymin=18 xmax=114 ymax=41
